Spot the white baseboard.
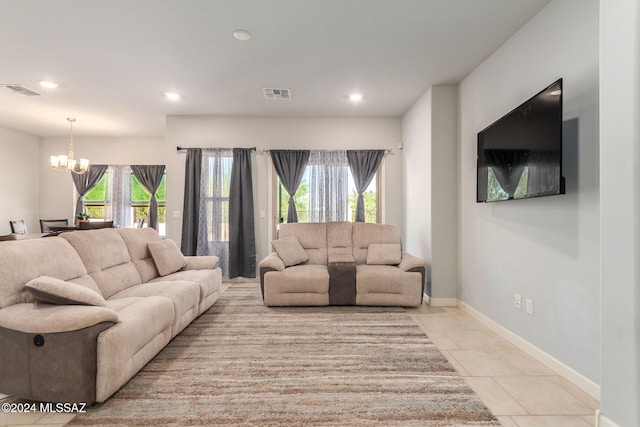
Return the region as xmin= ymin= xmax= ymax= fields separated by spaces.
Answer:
xmin=596 ymin=409 xmax=620 ymax=427
xmin=423 ymin=293 xmax=457 ymax=307
xmin=458 ymin=301 xmax=600 ymax=400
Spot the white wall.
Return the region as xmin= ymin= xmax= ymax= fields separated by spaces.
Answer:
xmin=39 ymin=137 xmax=165 ymax=223
xmin=0 ymin=127 xmax=40 ymax=234
xmin=402 ymin=85 xmax=458 ymax=300
xmin=402 ymin=88 xmax=432 ymax=273
xmin=599 ymin=0 xmax=640 ymax=425
xmin=165 ymin=116 xmax=402 ymax=268
xmin=458 ymin=0 xmax=600 ymax=386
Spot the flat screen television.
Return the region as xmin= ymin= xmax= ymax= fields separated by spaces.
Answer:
xmin=477 ymin=79 xmax=564 ymax=203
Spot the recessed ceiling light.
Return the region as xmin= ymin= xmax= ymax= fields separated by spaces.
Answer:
xmin=349 ymin=93 xmax=364 ymax=102
xmin=39 ymin=80 xmax=58 ymax=89
xmin=164 ymin=92 xmax=180 ymax=101
xmin=233 ymin=29 xmax=252 ymax=41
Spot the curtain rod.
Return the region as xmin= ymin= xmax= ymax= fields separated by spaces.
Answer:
xmin=176 ymin=146 xmax=256 ymax=152
xmin=261 ymin=149 xmax=393 ymax=154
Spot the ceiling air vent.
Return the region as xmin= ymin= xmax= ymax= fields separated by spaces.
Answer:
xmin=263 ymin=88 xmax=291 ymax=100
xmin=4 ymin=84 xmax=41 ymax=96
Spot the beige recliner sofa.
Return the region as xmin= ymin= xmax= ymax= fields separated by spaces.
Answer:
xmin=259 ymin=222 xmax=425 ymax=307
xmin=0 ymin=228 xmax=221 ymax=404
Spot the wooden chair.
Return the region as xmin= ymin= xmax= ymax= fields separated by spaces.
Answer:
xmin=39 ymin=219 xmax=69 ymax=233
xmin=9 ymin=220 xmax=27 ymax=234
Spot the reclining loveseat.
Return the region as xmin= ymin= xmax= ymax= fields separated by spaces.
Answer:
xmin=259 ymin=222 xmax=425 ymax=307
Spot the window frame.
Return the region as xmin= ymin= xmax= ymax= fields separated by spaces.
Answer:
xmin=81 ymin=171 xmax=167 ymax=230
xmin=271 ymin=160 xmax=382 ymax=233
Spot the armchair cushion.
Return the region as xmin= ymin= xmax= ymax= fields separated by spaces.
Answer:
xmin=366 ymin=243 xmax=401 ymax=265
xmin=25 ymin=276 xmax=107 ymax=307
xmin=148 ymin=239 xmax=187 ymax=276
xmin=271 ymin=236 xmax=309 ymax=267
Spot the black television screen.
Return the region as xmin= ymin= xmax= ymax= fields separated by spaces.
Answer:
xmin=477 ymin=79 xmax=564 ymax=203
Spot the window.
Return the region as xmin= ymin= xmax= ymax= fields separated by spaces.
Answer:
xmin=83 ymin=170 xmax=167 ymax=233
xmin=275 ymin=150 xmax=379 ymax=224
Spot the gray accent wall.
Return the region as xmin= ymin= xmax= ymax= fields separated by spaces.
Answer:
xmin=599 ymin=1 xmax=640 ymax=425
xmin=457 ymin=0 xmax=600 ymax=387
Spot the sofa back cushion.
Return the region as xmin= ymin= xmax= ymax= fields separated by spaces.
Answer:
xmin=352 ymin=223 xmax=401 ymax=265
xmin=278 ymin=223 xmax=327 ymax=265
xmin=0 ymin=237 xmax=89 ymax=308
xmin=326 ymin=222 xmax=353 ymax=258
xmin=117 ymin=228 xmax=162 ymax=282
xmin=61 ymin=229 xmax=142 ymax=298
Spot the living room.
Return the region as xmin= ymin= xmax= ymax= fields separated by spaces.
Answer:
xmin=0 ymin=1 xmax=638 ymax=426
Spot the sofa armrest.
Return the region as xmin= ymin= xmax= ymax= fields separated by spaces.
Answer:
xmin=258 ymin=252 xmax=286 ymax=272
xmin=398 ymin=252 xmax=427 ymax=272
xmin=183 ymin=255 xmax=219 ymax=271
xmin=0 ymin=303 xmax=118 ymax=334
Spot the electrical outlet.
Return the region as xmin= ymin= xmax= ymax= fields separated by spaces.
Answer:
xmin=526 ymin=298 xmax=534 ymax=315
xmin=514 ymin=293 xmax=522 ymax=310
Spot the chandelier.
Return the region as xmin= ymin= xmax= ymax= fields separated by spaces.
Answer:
xmin=50 ymin=117 xmax=89 ymax=174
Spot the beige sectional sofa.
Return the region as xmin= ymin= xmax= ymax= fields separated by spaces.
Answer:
xmin=0 ymin=228 xmax=221 ymax=404
xmin=259 ymin=222 xmax=425 ymax=307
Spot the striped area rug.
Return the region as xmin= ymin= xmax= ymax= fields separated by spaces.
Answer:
xmin=70 ymin=283 xmax=499 ymax=426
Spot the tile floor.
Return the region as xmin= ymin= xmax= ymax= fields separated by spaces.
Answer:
xmin=0 ymin=299 xmax=599 ymax=426
xmin=406 ymin=304 xmax=599 ymax=427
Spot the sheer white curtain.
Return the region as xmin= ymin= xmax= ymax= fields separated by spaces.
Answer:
xmin=307 ymin=150 xmax=349 ymax=222
xmin=197 ymin=149 xmax=233 ymax=277
xmin=104 ymin=165 xmax=132 ymax=228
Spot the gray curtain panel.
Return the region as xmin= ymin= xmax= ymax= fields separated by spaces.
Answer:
xmin=72 ymin=164 xmax=108 ymax=219
xmin=181 ymin=148 xmax=202 ymax=255
xmin=270 ymin=150 xmax=310 ymax=222
xmin=228 ymin=148 xmax=256 ymax=278
xmin=347 ymin=150 xmax=385 ymax=222
xmin=131 ymin=165 xmax=166 ymax=230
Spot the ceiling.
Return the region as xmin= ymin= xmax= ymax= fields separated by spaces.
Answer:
xmin=0 ymin=0 xmax=551 ymax=138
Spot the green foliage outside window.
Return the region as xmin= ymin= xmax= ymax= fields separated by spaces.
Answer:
xmin=277 ymin=172 xmax=377 ymax=223
xmin=82 ymin=173 xmax=166 ymax=224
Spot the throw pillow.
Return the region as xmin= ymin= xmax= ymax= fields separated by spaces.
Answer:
xmin=25 ymin=276 xmax=107 ymax=306
xmin=148 ymin=239 xmax=188 ymax=276
xmin=366 ymin=243 xmax=402 ymax=265
xmin=271 ymin=236 xmax=310 ymax=267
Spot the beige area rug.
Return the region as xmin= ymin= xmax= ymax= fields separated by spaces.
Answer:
xmin=70 ymin=283 xmax=499 ymax=426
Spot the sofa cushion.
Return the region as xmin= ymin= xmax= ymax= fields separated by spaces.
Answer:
xmin=110 ymin=281 xmax=201 ymax=337
xmin=118 ymin=228 xmax=163 ymax=282
xmin=352 ymin=223 xmax=401 ymax=264
xmin=271 ymin=236 xmax=309 ymax=267
xmin=278 ymin=223 xmax=328 ymax=265
xmin=327 ymin=222 xmax=353 ymax=258
xmin=148 ymin=239 xmax=187 ymax=276
xmin=263 ymin=265 xmax=330 ymax=306
xmin=366 ymin=243 xmax=401 ymax=265
xmin=25 ymin=276 xmax=107 ymax=307
xmin=0 ymin=237 xmax=89 ymax=308
xmin=355 ymin=264 xmax=423 ymax=306
xmin=61 ymin=229 xmax=142 ymax=298
xmin=150 ymin=269 xmax=220 ymax=305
